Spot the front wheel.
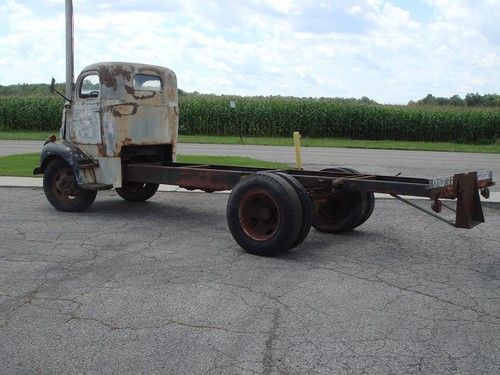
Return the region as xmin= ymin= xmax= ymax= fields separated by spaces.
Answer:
xmin=116 ymin=182 xmax=159 ymax=202
xmin=43 ymin=158 xmax=97 ymax=212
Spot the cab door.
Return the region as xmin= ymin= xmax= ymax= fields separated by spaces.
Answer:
xmin=69 ymin=72 xmax=102 ymax=145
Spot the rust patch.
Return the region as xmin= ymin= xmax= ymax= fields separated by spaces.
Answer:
xmin=124 ymin=84 xmax=156 ymax=100
xmin=97 ymin=143 xmax=106 ymax=157
xmin=108 ymin=103 xmax=138 ymax=117
xmin=168 ymin=86 xmax=176 ymax=98
xmin=99 ymin=66 xmax=117 ymax=90
xmin=113 ymin=65 xmax=133 ymax=80
xmin=124 ymin=85 xmax=134 ymax=95
xmin=134 ymin=91 xmax=156 ymax=100
xmin=122 ymin=137 xmax=132 ymax=146
xmin=99 ymin=64 xmax=134 ymax=91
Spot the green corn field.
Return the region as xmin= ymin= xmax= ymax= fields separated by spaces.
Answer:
xmin=1 ymin=95 xmax=499 ymax=143
xmin=0 ymin=96 xmax=63 ymax=131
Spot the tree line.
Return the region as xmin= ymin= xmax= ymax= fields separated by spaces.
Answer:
xmin=0 ymin=82 xmax=498 ymax=108
xmin=409 ymin=93 xmax=500 ymax=107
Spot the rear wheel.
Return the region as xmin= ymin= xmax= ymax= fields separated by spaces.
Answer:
xmin=333 ymin=167 xmax=375 ymax=227
xmin=312 ymin=167 xmax=373 ymax=233
xmin=43 ymin=158 xmax=97 ymax=212
xmin=116 ymin=182 xmax=159 ymax=202
xmin=227 ymin=173 xmax=302 ymax=256
xmin=274 ymin=172 xmax=313 ymax=249
xmin=312 ymin=191 xmax=365 ymax=233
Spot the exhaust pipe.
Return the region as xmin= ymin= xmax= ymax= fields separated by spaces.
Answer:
xmin=65 ymin=0 xmax=74 ymax=99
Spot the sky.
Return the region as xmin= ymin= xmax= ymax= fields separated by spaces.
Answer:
xmin=0 ymin=0 xmax=498 ymax=103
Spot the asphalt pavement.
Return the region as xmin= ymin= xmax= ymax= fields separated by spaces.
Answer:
xmin=1 ymin=188 xmax=499 ymax=374
xmin=1 ymin=140 xmax=499 ymax=192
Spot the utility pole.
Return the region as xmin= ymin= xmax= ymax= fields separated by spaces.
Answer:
xmin=65 ymin=0 xmax=74 ymax=100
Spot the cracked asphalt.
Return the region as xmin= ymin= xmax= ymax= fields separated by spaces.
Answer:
xmin=1 ymin=187 xmax=499 ymax=374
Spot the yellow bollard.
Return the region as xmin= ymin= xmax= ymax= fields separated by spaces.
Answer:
xmin=293 ymin=131 xmax=302 ymax=170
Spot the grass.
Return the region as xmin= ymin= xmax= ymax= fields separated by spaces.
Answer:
xmin=0 ymin=153 xmax=288 ymax=177
xmin=0 ymin=153 xmax=40 ymax=177
xmin=178 ymin=135 xmax=500 ymax=154
xmin=0 ymin=130 xmax=56 ymax=140
xmin=1 ymin=130 xmax=500 ymax=153
xmin=176 ymin=155 xmax=287 ymax=169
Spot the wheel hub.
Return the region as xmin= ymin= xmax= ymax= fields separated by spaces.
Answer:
xmin=239 ymin=190 xmax=280 ymax=241
xmin=258 ymin=206 xmax=272 ymax=221
xmin=54 ymin=169 xmax=77 ymax=197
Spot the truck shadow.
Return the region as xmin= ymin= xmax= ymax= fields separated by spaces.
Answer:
xmin=83 ymin=194 xmax=393 ymax=261
xmin=88 ymin=195 xmax=227 ymax=223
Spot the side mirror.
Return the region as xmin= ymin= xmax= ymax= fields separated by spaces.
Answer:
xmin=49 ymin=77 xmax=71 ymax=103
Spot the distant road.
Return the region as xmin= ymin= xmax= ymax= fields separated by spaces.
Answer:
xmin=1 ymin=140 xmax=498 ymax=191
xmin=0 ymin=140 xmax=43 ymax=157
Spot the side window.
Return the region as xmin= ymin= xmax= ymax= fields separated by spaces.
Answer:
xmin=79 ymin=74 xmax=100 ymax=98
xmin=133 ymin=74 xmax=161 ymax=91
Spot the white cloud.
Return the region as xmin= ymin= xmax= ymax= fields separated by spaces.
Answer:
xmin=0 ymin=0 xmax=498 ymax=103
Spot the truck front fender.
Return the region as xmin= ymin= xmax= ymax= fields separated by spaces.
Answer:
xmin=33 ymin=140 xmax=97 ymax=186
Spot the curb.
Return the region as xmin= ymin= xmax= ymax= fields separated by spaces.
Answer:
xmin=0 ymin=176 xmax=498 ymax=203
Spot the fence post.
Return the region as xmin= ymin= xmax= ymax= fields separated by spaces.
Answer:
xmin=293 ymin=131 xmax=302 ymax=169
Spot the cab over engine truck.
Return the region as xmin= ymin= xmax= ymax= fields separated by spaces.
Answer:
xmin=34 ymin=1 xmax=494 ymax=256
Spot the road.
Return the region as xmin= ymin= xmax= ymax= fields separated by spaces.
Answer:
xmin=1 ymin=188 xmax=499 ymax=374
xmin=1 ymin=140 xmax=499 ymax=191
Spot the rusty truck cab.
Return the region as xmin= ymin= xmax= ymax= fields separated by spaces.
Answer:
xmin=62 ymin=62 xmax=178 ymax=188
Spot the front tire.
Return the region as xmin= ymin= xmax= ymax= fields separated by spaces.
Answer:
xmin=43 ymin=158 xmax=97 ymax=212
xmin=116 ymin=182 xmax=159 ymax=202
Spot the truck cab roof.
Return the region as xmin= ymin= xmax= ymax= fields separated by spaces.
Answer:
xmin=77 ymin=62 xmax=177 ymax=100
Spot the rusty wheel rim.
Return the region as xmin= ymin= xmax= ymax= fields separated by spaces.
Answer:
xmin=239 ymin=189 xmax=280 ymax=241
xmin=52 ymin=167 xmax=79 ymax=201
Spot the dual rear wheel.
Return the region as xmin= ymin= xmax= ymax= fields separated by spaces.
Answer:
xmin=227 ymin=169 xmax=375 ymax=256
xmin=227 ymin=173 xmax=307 ymax=256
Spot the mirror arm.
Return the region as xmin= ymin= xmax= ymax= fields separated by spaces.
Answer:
xmin=50 ymin=77 xmax=72 ymax=103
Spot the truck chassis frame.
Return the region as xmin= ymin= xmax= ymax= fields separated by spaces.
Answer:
xmin=122 ymin=161 xmax=493 ymax=230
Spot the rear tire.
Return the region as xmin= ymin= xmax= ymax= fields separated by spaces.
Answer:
xmin=43 ymin=158 xmax=97 ymax=212
xmin=116 ymin=182 xmax=159 ymax=202
xmin=227 ymin=173 xmax=302 ymax=256
xmin=333 ymin=167 xmax=375 ymax=227
xmin=274 ymin=172 xmax=313 ymax=249
xmin=312 ymin=191 xmax=365 ymax=233
xmin=312 ymin=167 xmax=371 ymax=233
